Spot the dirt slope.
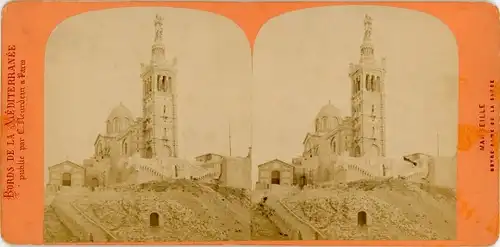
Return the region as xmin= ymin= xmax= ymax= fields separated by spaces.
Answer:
xmin=281 ymin=178 xmax=456 ymax=240
xmin=45 ymin=179 xmax=286 ymax=242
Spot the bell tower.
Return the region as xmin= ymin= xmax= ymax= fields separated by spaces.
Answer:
xmin=140 ymin=14 xmax=179 ymax=158
xmin=348 ymin=14 xmax=386 ymax=157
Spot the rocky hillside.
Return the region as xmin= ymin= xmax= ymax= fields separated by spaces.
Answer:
xmin=281 ymin=178 xmax=456 ymax=240
xmin=45 ymin=179 xmax=286 ymax=242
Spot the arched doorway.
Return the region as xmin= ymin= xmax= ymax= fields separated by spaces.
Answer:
xmin=62 ymin=172 xmax=72 ymax=186
xmin=145 ymin=146 xmax=153 ymax=159
xmin=357 ymin=211 xmax=367 ymax=226
xmin=150 ymin=212 xmax=159 ymax=227
xmin=271 ymin=170 xmax=281 ymax=185
xmin=299 ymin=175 xmax=307 ymax=189
xmin=354 ymin=145 xmax=361 ymax=157
xmin=90 ymin=177 xmax=99 ymax=191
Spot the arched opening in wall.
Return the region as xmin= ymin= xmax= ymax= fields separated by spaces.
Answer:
xmin=357 ymin=211 xmax=367 ymax=226
xmin=354 ymin=145 xmax=361 ymax=157
xmin=113 ymin=117 xmax=120 ymax=133
xmin=271 ymin=170 xmax=281 ymax=185
xmin=174 ymin=165 xmax=178 ymax=178
xmin=90 ymin=177 xmax=99 ymax=191
xmin=331 ymin=138 xmax=337 ymax=153
xmin=62 ymin=172 xmax=72 ymax=186
xmin=322 ymin=117 xmax=328 ymax=130
xmin=150 ymin=212 xmax=159 ymax=227
xmin=145 ymin=146 xmax=153 ymax=158
xmin=299 ymin=175 xmax=307 ymax=189
xmin=122 ymin=141 xmax=128 ymax=155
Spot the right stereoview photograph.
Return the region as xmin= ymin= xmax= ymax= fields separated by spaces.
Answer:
xmin=251 ymin=6 xmax=458 ymax=240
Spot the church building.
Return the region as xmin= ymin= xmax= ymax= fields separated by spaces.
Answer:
xmin=46 ymin=14 xmax=252 ymax=191
xmin=256 ymin=15 xmax=455 ymax=189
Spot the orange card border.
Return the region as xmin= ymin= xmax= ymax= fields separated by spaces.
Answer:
xmin=1 ymin=1 xmax=499 ymax=245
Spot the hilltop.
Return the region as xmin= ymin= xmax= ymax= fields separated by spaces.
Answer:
xmin=281 ymin=178 xmax=456 ymax=240
xmin=44 ymin=179 xmax=286 ymax=242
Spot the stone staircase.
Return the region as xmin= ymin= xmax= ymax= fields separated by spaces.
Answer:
xmin=264 ymin=193 xmax=326 ymax=240
xmin=50 ymin=192 xmax=118 ymax=242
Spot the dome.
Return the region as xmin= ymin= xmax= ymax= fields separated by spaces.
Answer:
xmin=316 ymin=103 xmax=342 ymax=119
xmin=106 ymin=103 xmax=134 ymax=134
xmin=107 ymin=103 xmax=134 ymax=122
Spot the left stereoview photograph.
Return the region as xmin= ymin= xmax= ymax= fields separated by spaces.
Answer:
xmin=43 ymin=7 xmax=254 ymax=242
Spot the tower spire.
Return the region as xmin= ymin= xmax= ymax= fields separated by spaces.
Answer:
xmin=360 ymin=14 xmax=375 ymax=64
xmin=151 ymin=14 xmax=166 ymax=64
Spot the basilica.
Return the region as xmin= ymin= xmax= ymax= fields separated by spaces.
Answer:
xmin=46 ymin=15 xmax=252 ymax=192
xmin=256 ymin=15 xmax=456 ymax=190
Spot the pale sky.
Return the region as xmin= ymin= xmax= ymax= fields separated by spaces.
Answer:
xmin=44 ymin=7 xmax=252 ymax=183
xmin=45 ymin=6 xmax=458 ymax=184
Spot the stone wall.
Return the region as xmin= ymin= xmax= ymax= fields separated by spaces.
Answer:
xmin=222 ymin=157 xmax=252 ymax=189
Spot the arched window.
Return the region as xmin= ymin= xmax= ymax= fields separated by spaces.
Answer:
xmin=344 ymin=136 xmax=349 ymax=151
xmin=122 ymin=141 xmax=128 ymax=155
xmin=97 ymin=143 xmax=102 ymax=156
xmin=365 ymin=74 xmax=370 ymax=91
xmin=163 ymin=105 xmax=166 ymax=114
xmin=322 ymin=117 xmax=328 ymax=130
xmin=166 ymin=76 xmax=172 ymax=93
xmin=90 ymin=177 xmax=99 ymax=191
xmin=150 ymin=212 xmax=160 ymax=227
xmin=366 ymin=75 xmax=371 ymax=91
xmin=62 ymin=172 xmax=72 ymax=186
xmin=355 ymin=145 xmax=361 ymax=157
xmin=113 ymin=118 xmax=120 ymax=133
xmin=357 ymin=211 xmax=367 ymax=226
xmin=315 ymin=119 xmax=320 ymax=132
xmin=271 ymin=170 xmax=281 ymax=185
xmin=145 ymin=146 xmax=153 ymax=159
xmin=331 ymin=138 xmax=337 ymax=153
xmin=174 ymin=165 xmax=178 ymax=178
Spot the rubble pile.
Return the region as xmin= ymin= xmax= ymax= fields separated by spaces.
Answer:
xmin=46 ymin=179 xmax=287 ymax=241
xmin=282 ymin=178 xmax=456 ymax=240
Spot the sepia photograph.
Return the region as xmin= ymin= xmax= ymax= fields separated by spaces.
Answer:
xmin=44 ymin=5 xmax=458 ymax=243
xmin=44 ymin=7 xmax=255 ymax=242
xmin=251 ymin=6 xmax=458 ymax=240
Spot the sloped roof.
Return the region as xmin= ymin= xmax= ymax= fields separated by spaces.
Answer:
xmin=257 ymin=159 xmax=294 ymax=168
xmin=48 ymin=160 xmax=84 ymax=170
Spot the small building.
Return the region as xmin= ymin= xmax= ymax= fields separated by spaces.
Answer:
xmin=47 ymin=160 xmax=85 ymax=188
xmin=256 ymin=159 xmax=294 ymax=189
